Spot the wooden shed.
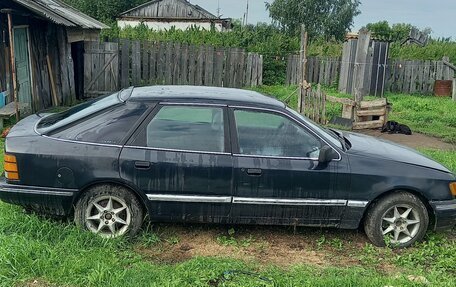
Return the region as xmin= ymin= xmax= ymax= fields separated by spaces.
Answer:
xmin=0 ymin=0 xmax=108 ymax=113
xmin=118 ymin=0 xmax=232 ymax=32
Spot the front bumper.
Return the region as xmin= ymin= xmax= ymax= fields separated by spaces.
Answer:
xmin=0 ymin=178 xmax=77 ymax=216
xmin=430 ymin=199 xmax=456 ymax=231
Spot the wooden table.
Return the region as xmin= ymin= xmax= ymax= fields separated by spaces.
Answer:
xmin=0 ymin=102 xmax=30 ymax=129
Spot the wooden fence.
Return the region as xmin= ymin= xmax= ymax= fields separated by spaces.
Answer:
xmin=298 ymin=84 xmax=326 ymax=124
xmin=386 ymin=59 xmax=455 ymax=94
xmin=287 ymin=55 xmax=455 ymax=95
xmin=286 ymin=56 xmax=340 ymax=86
xmin=83 ymin=40 xmax=263 ymax=98
xmin=119 ymin=40 xmax=263 ymax=89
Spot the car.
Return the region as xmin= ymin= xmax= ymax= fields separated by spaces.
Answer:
xmin=1 ymin=86 xmax=455 ymax=247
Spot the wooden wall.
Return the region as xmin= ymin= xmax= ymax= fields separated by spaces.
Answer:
xmin=122 ymin=0 xmax=215 ymax=19
xmin=0 ymin=14 xmax=77 ymax=111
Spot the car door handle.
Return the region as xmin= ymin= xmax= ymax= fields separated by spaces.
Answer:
xmin=246 ymin=168 xmax=262 ymax=176
xmin=134 ymin=161 xmax=151 ymax=170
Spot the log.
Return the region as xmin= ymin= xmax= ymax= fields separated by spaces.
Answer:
xmin=356 ymin=108 xmax=386 ymax=117
xmin=359 ymin=98 xmax=387 ymax=109
xmin=352 ymin=120 xmax=384 ymax=130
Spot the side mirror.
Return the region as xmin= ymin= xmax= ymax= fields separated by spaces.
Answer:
xmin=318 ymin=146 xmax=338 ymax=163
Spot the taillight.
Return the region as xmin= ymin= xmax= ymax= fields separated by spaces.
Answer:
xmin=450 ymin=182 xmax=456 ymax=197
xmin=4 ymin=154 xmax=19 ymax=180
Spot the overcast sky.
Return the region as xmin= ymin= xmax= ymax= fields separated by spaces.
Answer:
xmin=189 ymin=0 xmax=456 ymax=39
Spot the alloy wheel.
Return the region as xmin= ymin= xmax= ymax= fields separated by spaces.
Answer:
xmin=85 ymin=195 xmax=131 ymax=238
xmin=381 ymin=204 xmax=421 ymax=244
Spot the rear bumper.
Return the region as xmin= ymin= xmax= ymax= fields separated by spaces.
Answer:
xmin=0 ymin=178 xmax=77 ymax=216
xmin=430 ymin=199 xmax=456 ymax=231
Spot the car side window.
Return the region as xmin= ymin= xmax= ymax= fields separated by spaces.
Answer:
xmin=234 ymin=109 xmax=322 ymax=158
xmin=49 ymin=102 xmax=149 ymax=145
xmin=144 ymin=106 xmax=225 ymax=153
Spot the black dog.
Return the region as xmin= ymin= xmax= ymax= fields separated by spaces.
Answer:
xmin=381 ymin=121 xmax=412 ymax=135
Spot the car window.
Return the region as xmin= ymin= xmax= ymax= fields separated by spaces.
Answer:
xmin=234 ymin=109 xmax=322 ymax=158
xmin=49 ymin=103 xmax=148 ymax=145
xmin=37 ymin=92 xmax=122 ymax=134
xmin=145 ymin=106 xmax=225 ymax=153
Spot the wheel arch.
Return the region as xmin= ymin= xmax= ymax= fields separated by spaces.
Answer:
xmin=360 ymin=187 xmax=435 ymax=229
xmin=74 ymin=179 xmax=149 ymax=214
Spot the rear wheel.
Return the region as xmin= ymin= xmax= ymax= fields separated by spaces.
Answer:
xmin=364 ymin=192 xmax=429 ymax=248
xmin=74 ymin=185 xmax=144 ymax=238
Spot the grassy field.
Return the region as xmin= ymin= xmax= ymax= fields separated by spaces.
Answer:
xmin=0 ymin=88 xmax=455 ymax=286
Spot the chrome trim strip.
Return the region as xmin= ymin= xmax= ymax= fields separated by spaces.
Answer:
xmin=435 ymin=204 xmax=456 ymax=211
xmin=232 ymin=197 xmax=347 ymax=206
xmin=0 ymin=186 xmax=76 ymax=197
xmin=347 ymin=200 xmax=369 ymax=208
xmin=160 ymin=102 xmax=227 ymax=107
xmin=233 ymin=153 xmax=319 ymax=161
xmin=147 ymin=194 xmax=232 ymax=203
xmin=229 ymin=105 xmax=342 ymax=161
xmin=124 ymin=145 xmax=231 ymax=156
xmin=41 ymin=135 xmax=123 ymax=148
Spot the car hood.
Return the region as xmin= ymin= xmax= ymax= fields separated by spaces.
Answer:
xmin=344 ymin=131 xmax=452 ymax=173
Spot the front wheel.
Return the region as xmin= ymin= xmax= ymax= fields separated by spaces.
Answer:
xmin=74 ymin=185 xmax=144 ymax=238
xmin=364 ymin=192 xmax=429 ymax=248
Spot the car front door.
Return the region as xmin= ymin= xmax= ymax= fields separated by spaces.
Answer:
xmin=119 ymin=103 xmax=232 ymax=223
xmin=229 ymin=107 xmax=350 ymax=227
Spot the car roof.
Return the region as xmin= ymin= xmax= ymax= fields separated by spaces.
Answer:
xmin=129 ymin=86 xmax=285 ymax=108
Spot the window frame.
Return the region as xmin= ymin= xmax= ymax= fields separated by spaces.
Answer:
xmin=229 ymin=106 xmax=342 ymax=161
xmin=126 ymin=103 xmax=232 ymax=155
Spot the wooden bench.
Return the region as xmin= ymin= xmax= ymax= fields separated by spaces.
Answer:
xmin=0 ymin=102 xmax=30 ymax=129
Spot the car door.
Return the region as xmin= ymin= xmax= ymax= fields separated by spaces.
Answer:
xmin=119 ymin=103 xmax=233 ymax=223
xmin=229 ymin=106 xmax=350 ymax=227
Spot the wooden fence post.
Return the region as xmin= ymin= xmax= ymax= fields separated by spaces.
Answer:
xmin=298 ymin=24 xmax=308 ymax=113
xmin=353 ymin=29 xmax=371 ymax=103
xmin=5 ymin=10 xmax=19 ymax=121
xmin=453 ymin=78 xmax=456 ymax=101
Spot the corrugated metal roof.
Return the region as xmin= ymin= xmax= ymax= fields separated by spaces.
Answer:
xmin=10 ymin=0 xmax=109 ymax=29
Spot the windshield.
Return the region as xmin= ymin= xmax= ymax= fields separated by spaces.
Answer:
xmin=286 ymin=107 xmax=343 ymax=149
xmin=36 ymin=92 xmax=122 ymax=134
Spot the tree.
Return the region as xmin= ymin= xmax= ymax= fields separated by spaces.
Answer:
xmin=265 ymin=0 xmax=361 ymax=40
xmin=365 ymin=21 xmax=432 ymax=42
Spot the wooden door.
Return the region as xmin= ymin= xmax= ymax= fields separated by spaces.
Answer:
xmin=84 ymin=42 xmax=119 ymax=98
xmin=13 ymin=27 xmax=32 ymax=106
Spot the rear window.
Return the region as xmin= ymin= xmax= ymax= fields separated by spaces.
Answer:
xmin=36 ymin=92 xmax=122 ymax=134
xmin=48 ymin=102 xmax=149 ymax=145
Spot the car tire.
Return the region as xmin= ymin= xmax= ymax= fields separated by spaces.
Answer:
xmin=364 ymin=192 xmax=429 ymax=248
xmin=74 ymin=184 xmax=144 ymax=238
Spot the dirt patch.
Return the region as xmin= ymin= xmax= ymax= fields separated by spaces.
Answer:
xmin=135 ymin=224 xmax=375 ymax=268
xmin=358 ymin=129 xmax=455 ymax=150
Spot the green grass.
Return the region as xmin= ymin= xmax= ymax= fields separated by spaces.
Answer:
xmin=420 ymin=149 xmax=456 ymax=173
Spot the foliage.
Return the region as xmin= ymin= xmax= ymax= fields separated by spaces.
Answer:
xmin=365 ymin=21 xmax=419 ymax=42
xmin=389 ymin=40 xmax=456 ymax=63
xmin=265 ymin=0 xmax=361 ymax=40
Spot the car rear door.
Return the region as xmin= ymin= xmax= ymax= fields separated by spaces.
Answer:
xmin=229 ymin=106 xmax=350 ymax=227
xmin=119 ymin=103 xmax=233 ymax=223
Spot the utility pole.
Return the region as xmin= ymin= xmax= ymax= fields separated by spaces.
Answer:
xmin=245 ymin=0 xmax=249 ymax=25
xmin=298 ymin=24 xmax=308 ymax=114
xmin=216 ymin=0 xmax=221 ymax=18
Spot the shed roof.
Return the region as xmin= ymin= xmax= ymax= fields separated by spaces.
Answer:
xmin=120 ymin=0 xmax=217 ymax=19
xmin=9 ymin=0 xmax=108 ymax=29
